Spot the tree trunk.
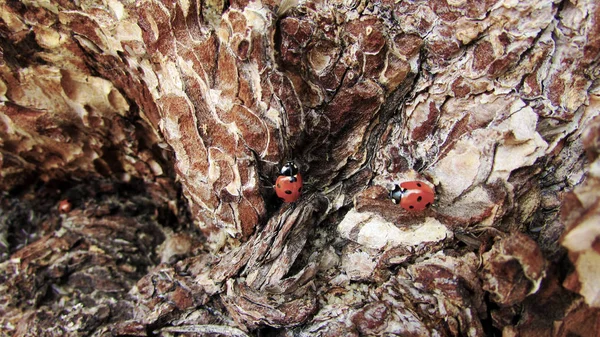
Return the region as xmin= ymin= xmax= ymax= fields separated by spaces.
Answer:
xmin=1 ymin=0 xmax=599 ymax=336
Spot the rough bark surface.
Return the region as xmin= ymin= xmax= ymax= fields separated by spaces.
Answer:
xmin=1 ymin=0 xmax=599 ymax=336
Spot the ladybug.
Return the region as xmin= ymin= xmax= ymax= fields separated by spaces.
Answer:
xmin=389 ymin=181 xmax=435 ymax=211
xmin=58 ymin=199 xmax=72 ymax=213
xmin=274 ymin=162 xmax=303 ymax=203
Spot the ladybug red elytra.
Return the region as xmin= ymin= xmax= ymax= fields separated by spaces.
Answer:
xmin=274 ymin=162 xmax=303 ymax=203
xmin=58 ymin=199 xmax=72 ymax=213
xmin=389 ymin=181 xmax=435 ymax=211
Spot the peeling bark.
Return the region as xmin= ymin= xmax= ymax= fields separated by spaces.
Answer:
xmin=1 ymin=0 xmax=599 ymax=336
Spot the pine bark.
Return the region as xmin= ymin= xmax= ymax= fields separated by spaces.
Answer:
xmin=1 ymin=0 xmax=599 ymax=336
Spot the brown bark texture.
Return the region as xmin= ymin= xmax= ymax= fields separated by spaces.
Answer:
xmin=1 ymin=0 xmax=600 ymax=336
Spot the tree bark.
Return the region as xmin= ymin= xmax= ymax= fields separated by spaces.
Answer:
xmin=1 ymin=0 xmax=599 ymax=336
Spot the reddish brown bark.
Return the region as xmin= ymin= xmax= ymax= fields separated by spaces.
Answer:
xmin=1 ymin=0 xmax=599 ymax=336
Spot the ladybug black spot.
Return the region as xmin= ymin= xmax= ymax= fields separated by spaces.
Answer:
xmin=409 ymin=205 xmax=414 ymax=209
xmin=277 ymin=183 xmax=281 ymax=188
xmin=417 ymin=196 xmax=422 ymax=202
xmin=417 ymin=183 xmax=422 ymax=187
xmin=426 ymin=202 xmax=431 ymax=208
xmin=298 ymin=187 xmax=302 ymax=192
xmin=285 ymin=190 xmax=292 ymax=195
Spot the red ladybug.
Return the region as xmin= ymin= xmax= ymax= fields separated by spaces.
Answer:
xmin=274 ymin=162 xmax=303 ymax=203
xmin=58 ymin=199 xmax=72 ymax=213
xmin=389 ymin=181 xmax=435 ymax=211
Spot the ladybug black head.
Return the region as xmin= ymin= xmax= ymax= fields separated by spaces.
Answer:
xmin=389 ymin=184 xmax=403 ymax=204
xmin=280 ymin=161 xmax=299 ymax=176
